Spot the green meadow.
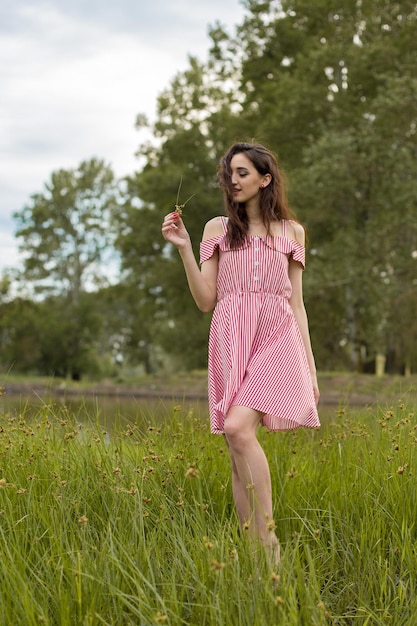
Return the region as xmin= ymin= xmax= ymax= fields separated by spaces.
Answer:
xmin=0 ymin=398 xmax=416 ymax=625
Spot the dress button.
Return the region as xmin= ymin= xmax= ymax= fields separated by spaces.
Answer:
xmin=254 ymin=276 xmax=259 ymax=281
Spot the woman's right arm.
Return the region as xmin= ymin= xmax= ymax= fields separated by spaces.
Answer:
xmin=161 ymin=212 xmax=220 ymax=312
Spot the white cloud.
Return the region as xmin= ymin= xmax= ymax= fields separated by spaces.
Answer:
xmin=0 ymin=0 xmax=244 ymax=274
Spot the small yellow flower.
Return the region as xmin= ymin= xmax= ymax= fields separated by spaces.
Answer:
xmin=274 ymin=596 xmax=284 ymax=606
xmin=78 ymin=515 xmax=88 ymax=525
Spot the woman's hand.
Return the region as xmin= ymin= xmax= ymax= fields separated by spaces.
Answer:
xmin=311 ymin=372 xmax=320 ymax=405
xmin=161 ymin=212 xmax=191 ymax=250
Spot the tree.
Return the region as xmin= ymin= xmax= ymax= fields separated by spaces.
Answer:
xmin=0 ymin=298 xmax=42 ymax=373
xmin=233 ymin=0 xmax=417 ymax=372
xmin=35 ymin=295 xmax=103 ymax=379
xmin=0 ymin=295 xmax=103 ymax=378
xmin=12 ymin=158 xmax=120 ymax=379
xmin=120 ymin=0 xmax=417 ymax=373
xmin=289 ymin=72 xmax=417 ymax=372
xmin=14 ymin=158 xmax=119 ymax=303
xmin=114 ymin=165 xmax=217 ymax=370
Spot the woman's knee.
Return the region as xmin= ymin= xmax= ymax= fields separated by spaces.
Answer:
xmin=224 ymin=407 xmax=259 ymax=451
xmin=224 ymin=429 xmax=244 ymax=455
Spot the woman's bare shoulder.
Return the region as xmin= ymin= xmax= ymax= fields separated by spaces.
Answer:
xmin=286 ymin=219 xmax=305 ymax=245
xmin=202 ymin=216 xmax=226 ymax=241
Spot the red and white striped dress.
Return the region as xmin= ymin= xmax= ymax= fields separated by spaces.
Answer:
xmin=200 ymin=217 xmax=320 ymax=434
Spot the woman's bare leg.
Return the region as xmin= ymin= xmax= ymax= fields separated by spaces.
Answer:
xmin=224 ymin=437 xmax=250 ymax=527
xmin=224 ymin=405 xmax=279 ymax=556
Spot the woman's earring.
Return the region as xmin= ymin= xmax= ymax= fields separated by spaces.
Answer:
xmin=260 ymin=183 xmax=265 ymax=189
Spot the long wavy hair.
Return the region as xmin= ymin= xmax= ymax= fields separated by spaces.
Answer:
xmin=218 ymin=142 xmax=297 ymax=248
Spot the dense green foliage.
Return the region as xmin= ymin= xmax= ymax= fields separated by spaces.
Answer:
xmin=0 ymin=398 xmax=417 ymax=624
xmin=1 ymin=0 xmax=416 ymax=377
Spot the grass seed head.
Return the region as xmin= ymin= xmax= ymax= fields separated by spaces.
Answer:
xmin=185 ymin=465 xmax=199 ymax=478
xmin=154 ymin=612 xmax=168 ymax=623
xmin=210 ymin=559 xmax=225 ymax=572
xmin=287 ymin=466 xmax=297 ymax=478
xmin=173 ymin=176 xmax=194 ymax=217
xmin=203 ymin=536 xmax=214 ymax=550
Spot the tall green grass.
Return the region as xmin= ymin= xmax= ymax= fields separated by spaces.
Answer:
xmin=0 ymin=400 xmax=416 ymax=625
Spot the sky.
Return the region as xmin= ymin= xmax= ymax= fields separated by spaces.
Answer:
xmin=0 ymin=0 xmax=245 ymax=274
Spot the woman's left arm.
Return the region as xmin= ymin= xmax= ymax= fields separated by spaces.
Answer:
xmin=288 ymin=224 xmax=320 ymax=404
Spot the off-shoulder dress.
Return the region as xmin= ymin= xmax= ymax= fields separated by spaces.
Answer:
xmin=199 ymin=217 xmax=320 ymax=434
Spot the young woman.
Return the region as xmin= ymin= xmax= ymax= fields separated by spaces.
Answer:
xmin=162 ymin=142 xmax=320 ymax=562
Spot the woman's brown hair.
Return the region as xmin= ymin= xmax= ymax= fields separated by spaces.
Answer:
xmin=218 ymin=142 xmax=297 ymax=248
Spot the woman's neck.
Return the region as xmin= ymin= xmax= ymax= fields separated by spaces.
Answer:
xmin=245 ymin=202 xmax=262 ymax=223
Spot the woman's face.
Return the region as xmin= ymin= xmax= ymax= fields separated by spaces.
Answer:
xmin=230 ymin=153 xmax=265 ymax=205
